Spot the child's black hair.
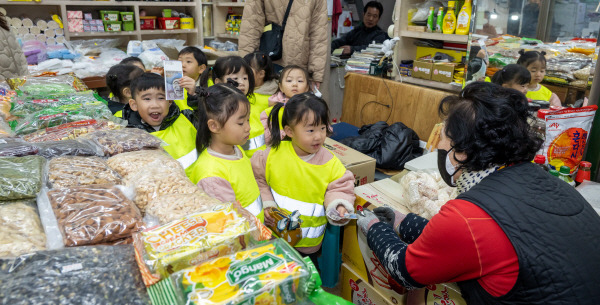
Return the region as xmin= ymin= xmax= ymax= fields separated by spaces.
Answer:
xmin=120 ymin=57 xmax=145 ymax=69
xmin=199 ymin=56 xmax=255 ymax=97
xmin=106 ymin=64 xmax=145 ymax=103
xmin=491 ymin=64 xmax=531 ymax=86
xmin=178 ymin=46 xmax=208 ymax=67
xmin=130 ymin=72 xmax=165 ymax=99
xmin=278 ymin=65 xmax=311 ymax=89
xmin=243 ymin=52 xmax=277 ymax=83
xmin=196 ymin=83 xmax=250 ymax=153
xmin=268 ymin=92 xmax=331 ymax=149
xmin=516 ymin=49 xmax=547 ymax=69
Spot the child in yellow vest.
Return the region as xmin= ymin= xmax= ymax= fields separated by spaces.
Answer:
xmin=260 ymin=65 xmax=311 ymax=145
xmin=251 ymin=93 xmax=355 ymax=264
xmin=105 ymin=64 xmax=144 ymax=117
xmin=187 ymin=83 xmax=264 ymax=221
xmin=177 ymin=46 xmax=208 ymax=111
xmin=517 ymin=50 xmax=561 ymax=107
xmin=122 ymin=73 xmax=198 ymax=173
xmin=491 ymin=64 xmax=531 ymax=96
xmin=242 ymin=52 xmax=278 ymax=157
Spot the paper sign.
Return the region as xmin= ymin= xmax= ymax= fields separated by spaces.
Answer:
xmin=163 ymin=60 xmax=184 ymax=100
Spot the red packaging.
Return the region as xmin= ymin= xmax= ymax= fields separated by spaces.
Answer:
xmin=140 ymin=16 xmax=157 ymax=30
xmin=158 ymin=17 xmax=180 ymax=30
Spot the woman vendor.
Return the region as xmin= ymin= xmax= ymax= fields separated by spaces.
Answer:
xmin=357 ymin=82 xmax=600 ymax=304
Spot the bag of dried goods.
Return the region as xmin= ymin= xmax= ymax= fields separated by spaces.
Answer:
xmin=0 ymin=200 xmax=46 ymax=258
xmin=35 ymin=139 xmax=103 ymax=158
xmin=133 ymin=202 xmax=258 ymax=286
xmin=0 ymin=138 xmax=38 ymax=157
xmin=8 ymin=75 xmax=86 ymax=96
xmin=23 ymin=119 xmax=126 ymax=143
xmin=107 ymin=149 xmax=182 ymax=179
xmin=0 ymin=245 xmax=151 ymax=305
xmin=544 ymin=106 xmax=598 ymax=173
xmin=45 ymin=185 xmax=144 ymax=247
xmin=9 ymin=91 xmax=101 ymax=117
xmin=145 ymin=193 xmax=222 ymax=225
xmin=81 ymin=128 xmax=164 ymax=156
xmin=399 ymin=170 xmax=458 ymax=219
xmin=0 ymin=156 xmax=45 ymax=201
xmin=47 ymin=156 xmax=122 ymax=189
xmin=0 ymin=116 xmax=13 ymax=138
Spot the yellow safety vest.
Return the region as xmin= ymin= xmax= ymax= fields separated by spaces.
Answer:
xmin=114 ymin=110 xmax=123 ymax=118
xmin=526 ymin=85 xmax=553 ymax=102
xmin=188 ymin=147 xmax=264 ymax=221
xmin=151 ymin=114 xmax=198 ymax=174
xmin=265 ymin=141 xmax=346 ymax=248
xmin=243 ymin=93 xmax=270 ymax=157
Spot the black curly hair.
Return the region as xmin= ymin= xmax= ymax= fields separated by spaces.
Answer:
xmin=438 ymin=82 xmax=543 ymax=172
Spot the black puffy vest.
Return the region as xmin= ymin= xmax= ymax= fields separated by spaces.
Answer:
xmin=456 ymin=163 xmax=600 ymax=305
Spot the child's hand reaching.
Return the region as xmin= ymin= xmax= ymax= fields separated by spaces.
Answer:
xmin=179 ymin=76 xmax=197 ymax=96
xmin=263 ymin=207 xmax=276 ymax=227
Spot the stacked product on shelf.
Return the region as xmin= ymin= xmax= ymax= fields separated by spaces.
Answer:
xmin=7 ymin=15 xmax=64 ymax=45
xmin=225 ymin=13 xmax=242 ymax=36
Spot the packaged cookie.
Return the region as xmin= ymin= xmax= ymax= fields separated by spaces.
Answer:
xmin=48 ymin=156 xmax=122 ymax=189
xmin=23 ymin=119 xmax=126 ymax=143
xmin=81 ymin=128 xmax=163 ymax=156
xmin=0 ymin=200 xmax=46 ymax=258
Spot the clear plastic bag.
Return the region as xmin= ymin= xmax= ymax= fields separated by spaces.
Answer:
xmin=47 ymin=156 xmax=122 ymax=189
xmin=22 ymin=118 xmax=126 ymax=143
xmin=0 ymin=155 xmax=45 ymax=201
xmin=0 ymin=200 xmax=46 ymax=258
xmin=35 ymin=139 xmax=103 ymax=158
xmin=125 ymin=161 xmax=200 ymax=214
xmin=0 ymin=138 xmax=39 ymax=157
xmin=106 ymin=149 xmax=182 ymax=179
xmin=8 ymin=75 xmax=86 ymax=96
xmin=47 ymin=184 xmax=144 ymax=247
xmin=81 ymin=128 xmax=164 ymax=156
xmin=132 ymin=202 xmax=258 ymax=286
xmin=0 ymin=245 xmax=151 ymax=305
xmin=9 ymin=91 xmax=101 ymax=118
xmin=144 ymin=193 xmax=223 ymax=226
xmin=0 ymin=116 xmax=13 ymax=138
xmin=170 ymin=238 xmax=310 ymax=305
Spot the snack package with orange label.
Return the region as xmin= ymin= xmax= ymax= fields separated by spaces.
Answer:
xmin=133 ymin=202 xmax=260 ymax=286
xmin=544 ymin=106 xmax=597 ymax=173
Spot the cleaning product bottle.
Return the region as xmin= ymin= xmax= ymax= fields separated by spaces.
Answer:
xmin=455 ymin=0 xmax=471 ymax=35
xmin=436 ymin=7 xmax=444 ymax=33
xmin=427 ymin=7 xmax=435 ymax=33
xmin=442 ymin=2 xmax=457 ymax=34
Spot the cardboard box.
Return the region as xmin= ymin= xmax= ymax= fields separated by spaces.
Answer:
xmin=84 ymin=13 xmax=93 ymax=20
xmin=83 ymin=25 xmax=91 ymax=32
xmin=341 ymin=264 xmax=394 ymax=305
xmin=67 ymin=19 xmax=83 ymax=33
xmin=67 ymin=10 xmax=83 ymax=19
xmin=432 ymin=63 xmax=460 ymax=83
xmin=415 ymin=46 xmax=466 ymax=63
xmin=324 ymin=138 xmax=376 ymax=186
xmin=412 ymin=60 xmax=433 ymax=80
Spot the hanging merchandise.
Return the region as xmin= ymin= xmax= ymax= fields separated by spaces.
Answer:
xmin=442 ymin=1 xmax=457 ymax=34
xmin=338 ymin=11 xmax=353 ymax=38
xmin=426 ymin=7 xmax=435 ymax=33
xmin=455 ymin=0 xmax=471 ymax=35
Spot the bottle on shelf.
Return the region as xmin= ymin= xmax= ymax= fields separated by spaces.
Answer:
xmin=442 ymin=1 xmax=457 ymax=34
xmin=549 ymin=169 xmax=560 ymax=177
xmin=533 ymin=155 xmax=548 ymax=171
xmin=426 ymin=7 xmax=435 ymax=33
xmin=575 ymin=161 xmax=592 ymax=186
xmin=559 ymin=166 xmax=576 ymax=187
xmin=455 ymin=0 xmax=471 ymax=35
xmin=436 ymin=7 xmax=444 ymax=33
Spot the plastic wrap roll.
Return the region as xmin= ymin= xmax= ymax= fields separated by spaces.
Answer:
xmin=22 ymin=18 xmax=33 ymax=28
xmin=23 ymin=33 xmax=35 ymax=41
xmin=36 ymin=34 xmax=46 ymax=42
xmin=46 ymin=37 xmax=56 ymax=45
xmin=36 ymin=19 xmax=47 ymax=29
xmin=45 ymin=29 xmax=55 ymax=37
xmin=54 ymin=28 xmax=63 ymax=35
xmin=56 ymin=35 xmax=65 ymax=43
xmin=47 ymin=20 xmax=59 ymax=30
xmin=11 ymin=17 xmax=22 ymax=28
xmin=29 ymin=26 xmax=40 ymax=35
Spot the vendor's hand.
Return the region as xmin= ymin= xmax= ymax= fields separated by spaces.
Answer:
xmin=179 ymin=76 xmax=197 ymax=96
xmin=374 ymin=207 xmax=406 ymax=234
xmin=341 ymin=45 xmax=352 ymax=55
xmin=357 ymin=209 xmax=380 ymax=236
xmin=263 ymin=207 xmax=275 ymax=227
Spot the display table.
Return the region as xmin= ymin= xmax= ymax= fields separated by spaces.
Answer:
xmin=340 ymin=73 xmax=454 ymax=140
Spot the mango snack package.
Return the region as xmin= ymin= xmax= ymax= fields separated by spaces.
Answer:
xmin=133 ymin=202 xmax=258 ymax=286
xmin=172 ymin=239 xmax=311 ymax=305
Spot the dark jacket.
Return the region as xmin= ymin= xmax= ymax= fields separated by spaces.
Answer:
xmin=331 ymin=23 xmax=389 ymax=54
xmin=106 ymin=99 xmax=125 ymax=115
xmin=121 ymin=102 xmax=196 ymax=133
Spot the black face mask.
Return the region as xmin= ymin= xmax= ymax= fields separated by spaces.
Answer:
xmin=438 ymin=147 xmax=458 ymax=187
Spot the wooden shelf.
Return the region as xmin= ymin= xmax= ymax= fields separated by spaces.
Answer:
xmin=141 ymin=29 xmax=198 ymax=34
xmin=137 ymin=2 xmax=197 ymax=7
xmin=215 ymin=1 xmax=244 ymax=7
xmin=399 ymin=30 xmax=469 ymax=43
xmin=216 ymin=33 xmax=239 ymax=39
xmin=68 ymin=31 xmax=137 ymax=37
xmin=398 ymin=76 xmax=461 ymax=93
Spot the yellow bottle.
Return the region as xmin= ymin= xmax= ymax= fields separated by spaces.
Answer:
xmin=455 ymin=0 xmax=472 ymax=35
xmin=442 ymin=1 xmax=457 ymax=34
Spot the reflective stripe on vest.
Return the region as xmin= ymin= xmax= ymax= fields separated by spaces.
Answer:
xmin=177 ymin=148 xmax=198 ymax=169
xmin=245 ymin=195 xmax=264 ymax=217
xmin=151 ymin=113 xmax=197 ymax=171
xmin=271 ymin=189 xmax=326 ymax=239
xmin=242 ymin=134 xmax=266 ymax=151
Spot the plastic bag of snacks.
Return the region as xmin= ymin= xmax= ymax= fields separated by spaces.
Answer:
xmin=144 ymin=193 xmax=222 ymax=225
xmin=47 ymin=156 xmax=122 ymax=189
xmin=544 ymin=106 xmax=598 ymax=173
xmin=9 ymin=91 xmax=101 ymax=118
xmin=125 ymin=161 xmax=200 ymax=214
xmin=7 ymin=75 xmax=87 ymax=96
xmin=12 ymin=101 xmax=114 ymax=135
xmin=107 ymin=149 xmax=182 ymax=179
xmin=81 ymin=128 xmax=164 ymax=156
xmin=0 ymin=200 xmax=46 ymax=258
xmin=43 ymin=184 xmax=144 ymax=247
xmin=23 ymin=119 xmax=125 ymax=142
xmin=171 ymin=239 xmax=311 ymax=305
xmin=0 ymin=156 xmax=45 ymax=201
xmin=0 ymin=137 xmax=39 ymax=157
xmin=35 ymin=139 xmax=103 ymax=158
xmin=0 ymin=117 xmax=13 ymax=138
xmin=133 ymin=202 xmax=258 ymax=286
xmin=0 ymin=245 xmax=151 ymax=305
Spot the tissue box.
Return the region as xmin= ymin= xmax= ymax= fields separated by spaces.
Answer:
xmin=83 ymin=25 xmax=91 ymax=32
xmin=84 ymin=13 xmax=93 ymax=20
xmin=67 ymin=10 xmax=83 ymax=19
xmin=97 ymin=24 xmax=104 ymax=32
xmin=95 ymin=19 xmax=103 ymax=26
xmin=83 ymin=20 xmax=90 ymax=26
xmin=68 ymin=19 xmax=84 ymax=33
xmin=90 ymin=25 xmax=98 ymax=32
